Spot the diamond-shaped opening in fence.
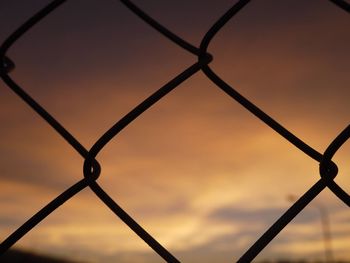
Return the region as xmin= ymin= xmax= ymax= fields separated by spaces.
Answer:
xmin=255 ymin=191 xmax=350 ymax=262
xmin=94 ymin=71 xmax=326 ymax=262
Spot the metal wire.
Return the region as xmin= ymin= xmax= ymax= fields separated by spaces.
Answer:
xmin=0 ymin=0 xmax=349 ymax=262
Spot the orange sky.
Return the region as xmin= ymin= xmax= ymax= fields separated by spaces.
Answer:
xmin=0 ymin=1 xmax=349 ymax=262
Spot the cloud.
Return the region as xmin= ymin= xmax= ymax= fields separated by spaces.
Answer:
xmin=209 ymin=206 xmax=285 ymax=225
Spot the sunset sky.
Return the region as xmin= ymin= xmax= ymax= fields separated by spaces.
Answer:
xmin=0 ymin=0 xmax=349 ymax=262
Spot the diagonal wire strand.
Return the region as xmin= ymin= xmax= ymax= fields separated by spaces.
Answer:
xmin=88 ymin=58 xmax=210 ymax=157
xmin=329 ymin=0 xmax=350 ymax=12
xmin=238 ymin=179 xmax=328 ymax=262
xmin=120 ymin=0 xmax=201 ymax=56
xmin=90 ymin=181 xmax=181 ymax=263
xmin=0 ymin=179 xmax=89 ymax=254
xmin=0 ymin=0 xmax=66 ymax=57
xmin=201 ymin=66 xmax=324 ymax=162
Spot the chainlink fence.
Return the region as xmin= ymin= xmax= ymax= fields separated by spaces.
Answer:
xmin=0 ymin=0 xmax=349 ymax=262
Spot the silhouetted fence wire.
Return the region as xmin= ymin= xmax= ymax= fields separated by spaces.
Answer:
xmin=0 ymin=0 xmax=349 ymax=262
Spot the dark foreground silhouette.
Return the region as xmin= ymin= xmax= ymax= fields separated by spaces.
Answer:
xmin=2 ymin=249 xmax=350 ymax=263
xmin=1 ymin=249 xmax=82 ymax=263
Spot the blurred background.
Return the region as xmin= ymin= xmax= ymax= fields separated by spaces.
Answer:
xmin=0 ymin=0 xmax=349 ymax=262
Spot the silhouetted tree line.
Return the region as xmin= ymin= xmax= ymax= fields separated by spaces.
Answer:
xmin=1 ymin=249 xmax=80 ymax=263
xmin=1 ymin=249 xmax=350 ymax=263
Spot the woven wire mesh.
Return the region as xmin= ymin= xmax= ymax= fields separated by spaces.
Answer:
xmin=0 ymin=0 xmax=349 ymax=262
